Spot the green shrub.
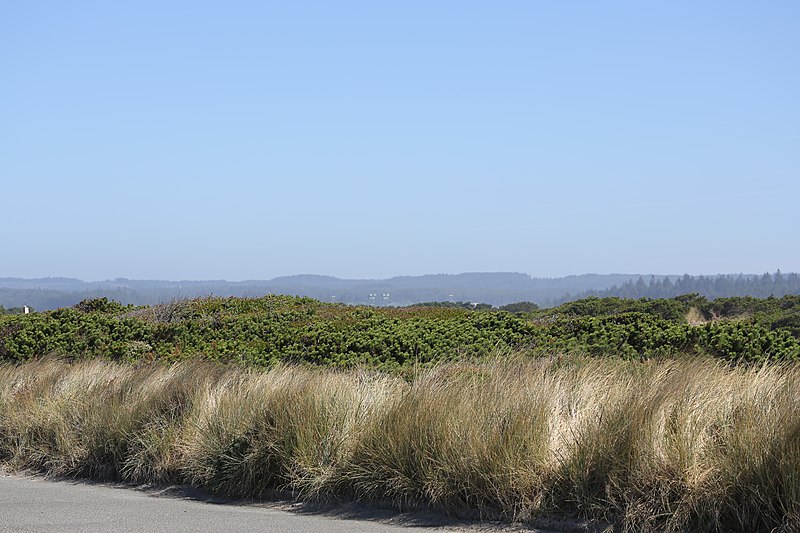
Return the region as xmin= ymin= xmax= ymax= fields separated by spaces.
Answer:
xmin=1 ymin=295 xmax=798 ymax=367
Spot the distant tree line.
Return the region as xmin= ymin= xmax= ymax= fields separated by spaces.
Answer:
xmin=412 ymin=301 xmax=540 ymax=313
xmin=570 ymin=272 xmax=800 ymax=302
xmin=413 ymin=301 xmax=495 ymax=310
xmin=0 ymin=306 xmax=31 ymax=315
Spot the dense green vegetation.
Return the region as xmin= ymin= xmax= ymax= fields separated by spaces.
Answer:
xmin=1 ymin=294 xmax=798 ymax=367
xmin=539 ymin=293 xmax=800 ymax=337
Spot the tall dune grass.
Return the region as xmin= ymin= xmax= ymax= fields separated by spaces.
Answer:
xmin=1 ymin=355 xmax=798 ymax=531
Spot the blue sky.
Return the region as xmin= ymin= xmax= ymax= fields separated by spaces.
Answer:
xmin=2 ymin=1 xmax=798 ymax=280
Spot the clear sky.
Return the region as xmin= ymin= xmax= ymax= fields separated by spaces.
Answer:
xmin=2 ymin=1 xmax=798 ymax=280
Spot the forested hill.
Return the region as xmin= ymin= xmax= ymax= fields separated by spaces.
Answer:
xmin=573 ymin=272 xmax=800 ymax=301
xmin=0 ymin=271 xmax=798 ymax=311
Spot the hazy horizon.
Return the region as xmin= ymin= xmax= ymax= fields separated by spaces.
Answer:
xmin=4 ymin=270 xmax=798 ymax=312
xmin=1 ymin=270 xmax=797 ymax=285
xmin=3 ymin=1 xmax=798 ymax=280
xmin=2 ymin=270 xmax=796 ymax=284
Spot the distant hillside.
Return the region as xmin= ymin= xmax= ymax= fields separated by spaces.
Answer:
xmin=1 ymin=272 xmax=797 ymax=311
xmin=0 ymin=273 xmax=641 ymax=310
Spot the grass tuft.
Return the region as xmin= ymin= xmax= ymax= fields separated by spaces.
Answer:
xmin=1 ymin=354 xmax=798 ymax=531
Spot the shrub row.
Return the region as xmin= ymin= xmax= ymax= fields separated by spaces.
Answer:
xmin=0 ymin=295 xmax=798 ymax=367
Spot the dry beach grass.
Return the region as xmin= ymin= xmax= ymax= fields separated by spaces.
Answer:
xmin=1 ymin=355 xmax=798 ymax=531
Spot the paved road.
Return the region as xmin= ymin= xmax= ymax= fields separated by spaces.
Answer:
xmin=0 ymin=474 xmax=450 ymax=533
